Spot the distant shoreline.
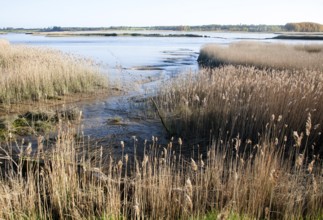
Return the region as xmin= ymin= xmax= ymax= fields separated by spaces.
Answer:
xmin=38 ymin=31 xmax=323 ymax=41
xmin=273 ymin=34 xmax=323 ymax=40
xmin=31 ymin=32 xmax=209 ymax=38
xmin=3 ymin=30 xmax=323 ymax=41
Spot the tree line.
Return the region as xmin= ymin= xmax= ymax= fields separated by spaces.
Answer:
xmin=285 ymin=22 xmax=323 ymax=32
xmin=1 ymin=22 xmax=323 ymax=33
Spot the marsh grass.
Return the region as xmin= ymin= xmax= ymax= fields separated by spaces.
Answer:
xmin=1 ymin=38 xmax=323 ymax=219
xmin=198 ymin=42 xmax=323 ymax=70
xmin=0 ymin=39 xmax=108 ymax=105
xmin=148 ymin=44 xmax=323 ymax=218
xmin=0 ymin=121 xmax=322 ymax=219
xmin=155 ymin=66 xmax=323 ymax=156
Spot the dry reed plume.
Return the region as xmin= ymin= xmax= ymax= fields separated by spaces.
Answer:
xmin=0 ymin=121 xmax=322 ymax=219
xmin=155 ymin=65 xmax=323 ymax=156
xmin=198 ymin=42 xmax=323 ymax=70
xmin=0 ymin=39 xmax=107 ymax=105
xmin=1 ymin=38 xmax=323 ymax=219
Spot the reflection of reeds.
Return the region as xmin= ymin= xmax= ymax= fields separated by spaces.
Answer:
xmin=155 ymin=65 xmax=323 ymax=156
xmin=198 ymin=42 xmax=323 ymax=70
xmin=0 ymin=39 xmax=107 ymax=105
xmin=0 ymin=122 xmax=322 ymax=219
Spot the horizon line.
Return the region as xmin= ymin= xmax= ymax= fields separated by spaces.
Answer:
xmin=0 ymin=23 xmax=289 ymax=29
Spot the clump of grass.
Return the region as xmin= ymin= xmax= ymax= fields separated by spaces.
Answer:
xmin=0 ymin=124 xmax=122 ymax=219
xmin=295 ymin=44 xmax=323 ymax=53
xmin=0 ymin=107 xmax=82 ymax=139
xmin=154 ymin=66 xmax=323 ymax=156
xmin=0 ymin=122 xmax=322 ymax=219
xmin=198 ymin=42 xmax=323 ymax=70
xmin=0 ymin=39 xmax=108 ymax=105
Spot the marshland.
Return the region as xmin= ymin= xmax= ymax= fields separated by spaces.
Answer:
xmin=1 ymin=31 xmax=323 ymax=219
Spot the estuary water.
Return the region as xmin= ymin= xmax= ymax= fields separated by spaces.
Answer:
xmin=1 ymin=32 xmax=322 ymax=152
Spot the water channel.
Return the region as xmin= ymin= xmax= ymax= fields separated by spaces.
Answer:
xmin=1 ymin=31 xmax=322 ymax=154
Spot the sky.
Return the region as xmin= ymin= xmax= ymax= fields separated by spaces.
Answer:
xmin=1 ymin=0 xmax=323 ymax=28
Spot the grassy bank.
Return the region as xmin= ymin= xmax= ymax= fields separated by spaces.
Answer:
xmin=0 ymin=122 xmax=322 ymax=219
xmin=198 ymin=42 xmax=323 ymax=70
xmin=0 ymin=39 xmax=107 ymax=105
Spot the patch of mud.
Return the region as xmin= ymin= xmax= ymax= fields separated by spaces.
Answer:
xmin=0 ymin=88 xmax=118 ymax=117
xmin=131 ymin=66 xmax=164 ymax=71
xmin=106 ymin=117 xmax=130 ymax=126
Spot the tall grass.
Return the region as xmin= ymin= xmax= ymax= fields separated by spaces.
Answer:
xmin=0 ymin=39 xmax=108 ymax=105
xmin=198 ymin=42 xmax=323 ymax=70
xmin=1 ymin=39 xmax=322 ymax=219
xmin=154 ymin=66 xmax=323 ymax=156
xmin=0 ymin=122 xmax=322 ymax=219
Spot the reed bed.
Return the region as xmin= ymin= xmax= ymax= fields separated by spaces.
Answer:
xmin=154 ymin=66 xmax=323 ymax=156
xmin=0 ymin=122 xmax=322 ymax=219
xmin=198 ymin=42 xmax=323 ymax=70
xmin=0 ymin=39 xmax=107 ymax=105
xmin=1 ymin=39 xmax=323 ymax=219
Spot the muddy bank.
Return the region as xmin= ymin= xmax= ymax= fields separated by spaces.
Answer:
xmin=0 ymin=88 xmax=121 ymax=141
xmin=0 ymin=88 xmax=119 ymax=117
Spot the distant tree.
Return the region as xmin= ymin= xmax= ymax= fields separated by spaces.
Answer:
xmin=52 ymin=26 xmax=62 ymax=31
xmin=285 ymin=22 xmax=323 ymax=32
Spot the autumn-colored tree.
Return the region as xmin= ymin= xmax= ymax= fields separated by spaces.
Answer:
xmin=285 ymin=22 xmax=323 ymax=32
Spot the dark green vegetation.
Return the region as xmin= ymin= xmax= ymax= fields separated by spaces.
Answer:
xmin=0 ymin=108 xmax=80 ymax=141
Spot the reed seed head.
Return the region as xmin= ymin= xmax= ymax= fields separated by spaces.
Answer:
xmin=178 ymin=137 xmax=183 ymax=146
xmin=306 ymin=113 xmax=312 ymax=136
xmin=191 ymin=158 xmax=198 ymax=171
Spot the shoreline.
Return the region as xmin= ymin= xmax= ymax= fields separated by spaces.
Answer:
xmin=33 ymin=31 xmax=209 ymax=38
xmin=273 ymin=34 xmax=323 ymax=40
xmin=0 ymin=88 xmax=123 ymax=117
xmin=35 ymin=31 xmax=323 ymax=41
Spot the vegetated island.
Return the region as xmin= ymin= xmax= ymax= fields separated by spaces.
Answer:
xmin=197 ymin=42 xmax=323 ymax=69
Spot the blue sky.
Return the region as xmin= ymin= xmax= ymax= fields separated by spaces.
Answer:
xmin=1 ymin=0 xmax=323 ymax=28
